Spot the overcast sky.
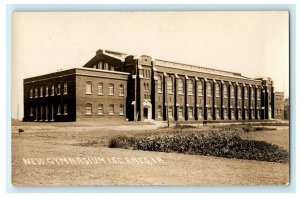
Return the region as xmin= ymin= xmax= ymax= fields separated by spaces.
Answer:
xmin=12 ymin=11 xmax=289 ymax=119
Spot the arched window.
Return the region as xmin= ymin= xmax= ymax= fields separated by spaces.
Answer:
xmin=223 ymin=84 xmax=228 ymax=98
xmin=157 ymin=76 xmax=162 ymax=93
xmin=207 ymin=82 xmax=212 ymax=96
xmin=198 ymin=81 xmax=203 ymax=96
xmin=167 ymin=77 xmax=173 ymax=94
xmin=109 ymin=84 xmax=114 ymax=95
xmin=98 ymin=82 xmax=103 ymax=95
xmin=251 ymin=87 xmax=255 ymax=100
xmin=119 ymin=84 xmax=124 ymax=96
xmin=187 ymin=80 xmax=193 ymax=95
xmin=119 ymin=104 xmax=124 ymax=115
xmin=215 ymin=83 xmax=220 ymax=97
xmin=86 ymin=81 xmax=92 ymax=94
xmin=238 ymin=86 xmax=242 ymax=99
xmin=178 ymin=78 xmax=184 ymax=94
xmin=85 ymin=103 xmax=92 ymax=115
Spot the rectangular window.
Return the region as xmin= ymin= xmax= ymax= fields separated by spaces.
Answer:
xmin=224 ymin=109 xmax=227 ymax=118
xmin=63 ymin=104 xmax=67 ymax=115
xmin=109 ymin=84 xmax=114 ymax=95
xmin=45 ymin=86 xmax=49 ymax=97
xmin=35 ymin=106 xmax=38 ymax=121
xmin=63 ymin=83 xmax=67 ymax=94
xmin=178 ymin=107 xmax=184 ymax=118
xmin=216 ymin=108 xmax=220 ymax=118
xmin=57 ymin=104 xmax=61 ymax=115
xmin=40 ymin=87 xmax=43 ymax=97
xmin=257 ymin=89 xmax=261 ymax=100
xmin=207 ymin=108 xmax=212 ymax=118
xmin=51 ymin=85 xmax=55 ymax=96
xmin=119 ymin=85 xmax=124 ymax=96
xmin=85 ymin=104 xmax=92 ymax=115
xmin=98 ymin=104 xmax=103 ymax=115
xmin=158 ymin=106 xmax=162 ymax=118
xmin=86 ymin=82 xmax=92 ymax=94
xmin=198 ymin=82 xmax=203 ymax=96
xmin=188 ymin=107 xmax=193 ymax=118
xmin=30 ymin=107 xmax=33 ymax=116
xmin=231 ymin=109 xmax=235 ymax=119
xmin=223 ymin=85 xmax=228 ymax=98
xmin=51 ymin=105 xmax=55 ymax=121
xmin=45 ymin=105 xmax=49 ymax=121
xmin=119 ymin=105 xmax=124 ymax=115
xmin=30 ymin=88 xmax=33 ymax=98
xmin=57 ymin=84 xmax=61 ymax=95
xmin=109 ymin=104 xmax=114 ymax=115
xmin=40 ymin=106 xmax=43 ymax=121
xmin=198 ymin=108 xmax=203 ymax=118
xmin=35 ymin=88 xmax=38 ymax=98
xmin=168 ymin=106 xmax=173 ymax=118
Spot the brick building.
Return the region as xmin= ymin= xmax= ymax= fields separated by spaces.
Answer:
xmin=274 ymin=92 xmax=285 ymax=120
xmin=23 ymin=49 xmax=276 ymax=122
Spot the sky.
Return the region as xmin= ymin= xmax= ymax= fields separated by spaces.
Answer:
xmin=11 ymin=11 xmax=289 ymax=119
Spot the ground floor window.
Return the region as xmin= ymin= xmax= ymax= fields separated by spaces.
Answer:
xmin=51 ymin=105 xmax=55 ymax=121
xmin=86 ymin=103 xmax=92 ymax=115
xmin=215 ymin=108 xmax=220 ymax=119
xmin=168 ymin=106 xmax=173 ymax=118
xmin=245 ymin=109 xmax=248 ymax=119
xmin=30 ymin=107 xmax=33 ymax=116
xmin=98 ymin=104 xmax=103 ymax=115
xmin=119 ymin=104 xmax=124 ymax=115
xmin=178 ymin=107 xmax=184 ymax=118
xmin=45 ymin=105 xmax=49 ymax=121
xmin=224 ymin=109 xmax=227 ymax=118
xmin=188 ymin=107 xmax=193 ymax=118
xmin=40 ymin=106 xmax=43 ymax=121
xmin=257 ymin=110 xmax=260 ymax=119
xmin=63 ymin=104 xmax=68 ymax=115
xmin=157 ymin=105 xmax=162 ymax=118
xmin=35 ymin=106 xmax=38 ymax=121
xmin=198 ymin=107 xmax=203 ymax=118
xmin=109 ymin=104 xmax=114 ymax=115
xmin=251 ymin=109 xmax=254 ymax=119
xmin=238 ymin=109 xmax=242 ymax=119
xmin=207 ymin=108 xmax=212 ymax=118
xmin=231 ymin=109 xmax=235 ymax=120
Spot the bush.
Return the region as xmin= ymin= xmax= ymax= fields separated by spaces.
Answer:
xmin=109 ymin=131 xmax=288 ymax=163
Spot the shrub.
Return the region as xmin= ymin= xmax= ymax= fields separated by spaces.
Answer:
xmin=109 ymin=131 xmax=288 ymax=163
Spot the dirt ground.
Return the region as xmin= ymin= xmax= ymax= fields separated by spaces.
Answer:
xmin=11 ymin=121 xmax=289 ymax=186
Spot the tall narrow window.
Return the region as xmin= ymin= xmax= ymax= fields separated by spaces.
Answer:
xmin=109 ymin=84 xmax=114 ymax=95
xmin=30 ymin=88 xmax=33 ymax=98
xmin=35 ymin=106 xmax=38 ymax=121
xmin=30 ymin=107 xmax=33 ymax=116
xmin=238 ymin=86 xmax=242 ymax=99
xmin=224 ymin=109 xmax=227 ymax=118
xmin=158 ymin=105 xmax=162 ymax=118
xmin=168 ymin=106 xmax=173 ymax=118
xmin=45 ymin=86 xmax=49 ymax=97
xmin=178 ymin=107 xmax=184 ymax=118
xmin=63 ymin=104 xmax=67 ymax=115
xmin=215 ymin=83 xmax=220 ymax=97
xmin=109 ymin=104 xmax=114 ymax=115
xmin=207 ymin=82 xmax=212 ymax=96
xmin=216 ymin=108 xmax=220 ymax=118
xmin=167 ymin=77 xmax=173 ymax=94
xmin=45 ymin=105 xmax=49 ymax=121
xmin=57 ymin=84 xmax=61 ymax=95
xmin=158 ymin=76 xmax=162 ymax=93
xmin=244 ymin=87 xmax=248 ymax=99
xmin=57 ymin=104 xmax=61 ymax=115
xmin=187 ymin=80 xmax=193 ymax=95
xmin=51 ymin=84 xmax=55 ymax=96
xmin=63 ymin=83 xmax=67 ymax=94
xmin=98 ymin=104 xmax=103 ymax=115
xmin=98 ymin=61 xmax=103 ymax=69
xmin=119 ymin=84 xmax=124 ymax=96
xmin=51 ymin=105 xmax=55 ymax=121
xmin=119 ymin=104 xmax=124 ymax=115
xmin=104 ymin=62 xmax=109 ymax=70
xmin=188 ymin=107 xmax=193 ymax=118
xmin=223 ymin=84 xmax=228 ymax=98
xmin=198 ymin=81 xmax=203 ymax=96
xmin=86 ymin=81 xmax=92 ymax=94
xmin=40 ymin=87 xmax=43 ymax=97
xmin=207 ymin=108 xmax=212 ymax=118
xmin=178 ymin=78 xmax=184 ymax=94
xmin=40 ymin=106 xmax=43 ymax=121
xmin=257 ymin=89 xmax=261 ymax=100
xmin=98 ymin=82 xmax=103 ymax=95
xmin=231 ymin=86 xmax=235 ymax=98
xmin=85 ymin=103 xmax=92 ymax=115
xmin=198 ymin=108 xmax=203 ymax=118
xmin=34 ymin=88 xmax=38 ymax=98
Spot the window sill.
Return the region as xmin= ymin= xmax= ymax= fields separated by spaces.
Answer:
xmin=158 ymin=92 xmax=162 ymax=94
xmin=97 ymin=114 xmax=104 ymax=116
xmin=57 ymin=113 xmax=61 ymax=115
xmin=119 ymin=95 xmax=124 ymax=97
xmin=63 ymin=113 xmax=68 ymax=115
xmin=108 ymin=94 xmax=114 ymax=96
xmin=109 ymin=114 xmax=114 ymax=116
xmin=97 ymin=93 xmax=103 ymax=96
xmin=86 ymin=93 xmax=92 ymax=95
xmin=63 ymin=93 xmax=67 ymax=95
xmin=119 ymin=114 xmax=124 ymax=116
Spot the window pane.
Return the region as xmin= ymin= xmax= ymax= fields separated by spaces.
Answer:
xmin=86 ymin=82 xmax=92 ymax=94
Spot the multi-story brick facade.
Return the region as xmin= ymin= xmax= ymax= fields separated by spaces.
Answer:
xmin=23 ymin=49 xmax=276 ymax=122
xmin=274 ymin=92 xmax=285 ymax=120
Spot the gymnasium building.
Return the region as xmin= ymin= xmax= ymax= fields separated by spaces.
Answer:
xmin=23 ymin=49 xmax=277 ymax=122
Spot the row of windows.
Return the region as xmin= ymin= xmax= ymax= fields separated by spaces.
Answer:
xmin=86 ymin=82 xmax=124 ymax=96
xmin=157 ymin=76 xmax=261 ymax=100
xmin=30 ymin=83 xmax=67 ymax=98
xmin=92 ymin=61 xmax=114 ymax=71
xmin=157 ymin=106 xmax=260 ymax=119
xmin=85 ymin=103 xmax=125 ymax=116
xmin=30 ymin=104 xmax=68 ymax=121
xmin=143 ymin=69 xmax=151 ymax=79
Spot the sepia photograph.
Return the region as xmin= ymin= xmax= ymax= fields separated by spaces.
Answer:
xmin=11 ymin=11 xmax=289 ymax=186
